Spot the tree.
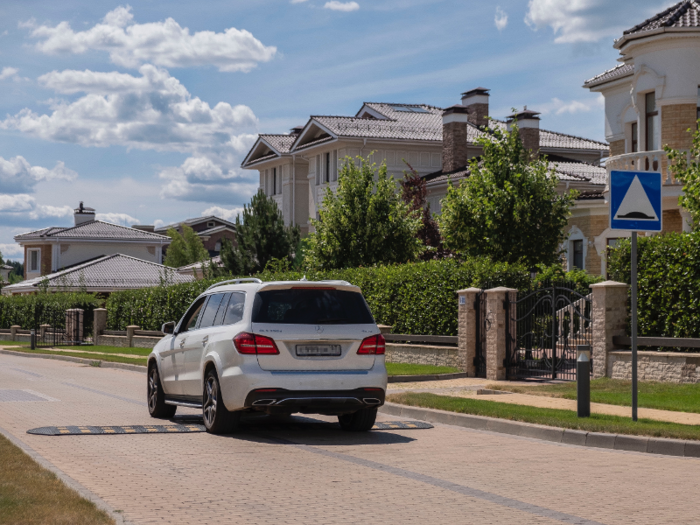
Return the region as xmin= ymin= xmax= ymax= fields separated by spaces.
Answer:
xmin=664 ymin=122 xmax=700 ymax=230
xmin=437 ymin=122 xmax=576 ymax=267
xmin=220 ymin=190 xmax=300 ymax=275
xmin=163 ymin=224 xmax=209 ymax=268
xmin=304 ymin=155 xmax=423 ymax=270
xmin=400 ymin=161 xmax=451 ymax=260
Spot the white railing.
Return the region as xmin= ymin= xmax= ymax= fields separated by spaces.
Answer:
xmin=605 ymin=150 xmax=686 ymax=186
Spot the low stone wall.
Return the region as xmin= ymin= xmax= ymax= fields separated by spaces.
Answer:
xmin=0 ymin=334 xmax=31 ymax=343
xmin=608 ymin=351 xmax=700 ymax=383
xmin=95 ymin=335 xmax=161 ymax=349
xmin=385 ymin=343 xmax=458 ymax=368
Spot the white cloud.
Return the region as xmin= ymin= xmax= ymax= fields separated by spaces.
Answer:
xmin=3 ymin=65 xmax=257 ymax=153
xmin=0 ymin=243 xmax=24 ymax=259
xmin=96 ymin=212 xmax=140 ymax=226
xmin=29 ymin=204 xmax=73 ymax=220
xmin=495 ymin=7 xmax=508 ymax=31
xmin=0 ymin=67 xmax=19 ymax=81
xmin=538 ymin=94 xmax=604 ymax=115
xmin=153 ymin=219 xmax=166 ymax=229
xmin=324 ymin=1 xmax=360 ymax=12
xmin=525 ymin=0 xmax=675 ymax=43
xmin=201 ymin=206 xmax=244 ymax=222
xmin=0 ymin=194 xmax=35 ymax=213
xmin=23 ymin=5 xmax=277 ymax=72
xmin=0 ymin=156 xmax=77 ymax=193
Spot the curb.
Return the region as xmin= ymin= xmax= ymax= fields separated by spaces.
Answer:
xmin=379 ymin=402 xmax=700 ymax=458
xmin=0 ymin=349 xmax=147 ymax=374
xmin=388 ymin=372 xmax=468 ymax=383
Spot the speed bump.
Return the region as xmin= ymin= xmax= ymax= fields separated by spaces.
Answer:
xmin=27 ymin=424 xmax=205 ymax=436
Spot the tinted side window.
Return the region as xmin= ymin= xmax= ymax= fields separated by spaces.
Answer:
xmin=180 ymin=297 xmax=206 ymax=332
xmin=199 ymin=293 xmax=226 ymax=328
xmin=222 ymin=293 xmax=246 ymax=325
xmin=252 ymin=289 xmax=374 ymax=324
xmin=213 ymin=293 xmax=231 ymax=326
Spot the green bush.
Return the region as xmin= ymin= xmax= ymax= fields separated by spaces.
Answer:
xmin=106 ymin=258 xmax=598 ymax=336
xmin=0 ymin=293 xmax=101 ymax=333
xmin=608 ymin=232 xmax=700 ymax=338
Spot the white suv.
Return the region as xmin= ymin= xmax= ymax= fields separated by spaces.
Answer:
xmin=147 ymin=278 xmax=387 ymax=433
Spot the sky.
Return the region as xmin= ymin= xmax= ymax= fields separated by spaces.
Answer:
xmin=0 ymin=0 xmax=677 ymax=261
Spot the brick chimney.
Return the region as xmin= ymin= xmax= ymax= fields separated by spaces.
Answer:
xmin=442 ymin=105 xmax=470 ymax=173
xmin=461 ymin=87 xmax=490 ymax=128
xmin=507 ymin=108 xmax=540 ymax=156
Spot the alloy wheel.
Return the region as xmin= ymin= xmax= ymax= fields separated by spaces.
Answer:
xmin=203 ymin=376 xmax=218 ymax=428
xmin=148 ymin=369 xmax=158 ymax=413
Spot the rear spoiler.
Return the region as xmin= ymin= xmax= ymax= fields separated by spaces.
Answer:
xmin=258 ymin=281 xmax=361 ymax=293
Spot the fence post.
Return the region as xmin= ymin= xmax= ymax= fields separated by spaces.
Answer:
xmin=484 ymin=287 xmax=517 ymax=381
xmin=589 ymin=281 xmax=629 ymax=379
xmin=93 ymin=308 xmax=107 ymax=343
xmin=457 ymin=288 xmax=480 ymax=376
xmin=65 ymin=309 xmax=84 ymax=344
xmin=127 ymin=325 xmax=140 ymax=347
xmin=10 ymin=325 xmax=20 ymax=342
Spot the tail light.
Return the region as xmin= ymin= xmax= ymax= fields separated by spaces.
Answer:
xmin=357 ymin=334 xmax=385 ymax=355
xmin=233 ymin=332 xmax=280 ymax=355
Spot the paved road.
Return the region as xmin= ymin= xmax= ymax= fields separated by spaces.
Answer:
xmin=0 ymin=354 xmax=698 ymax=525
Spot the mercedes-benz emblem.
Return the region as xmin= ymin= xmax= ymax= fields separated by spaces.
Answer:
xmin=315 ymin=325 xmax=324 ymax=334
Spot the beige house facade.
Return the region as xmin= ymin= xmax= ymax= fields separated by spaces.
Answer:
xmin=569 ymin=0 xmax=699 ymax=276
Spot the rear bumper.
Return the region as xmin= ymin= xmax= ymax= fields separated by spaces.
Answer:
xmin=244 ymin=388 xmax=385 ymax=414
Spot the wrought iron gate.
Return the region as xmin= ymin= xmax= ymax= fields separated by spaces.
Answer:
xmin=473 ymin=289 xmax=487 ymax=378
xmin=504 ymin=282 xmax=592 ymax=381
xmin=34 ymin=306 xmax=88 ymax=347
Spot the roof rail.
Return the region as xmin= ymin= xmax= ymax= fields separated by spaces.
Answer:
xmin=206 ymin=278 xmax=262 ymax=291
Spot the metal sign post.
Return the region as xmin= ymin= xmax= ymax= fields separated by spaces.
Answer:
xmin=609 ymin=170 xmax=662 ymax=422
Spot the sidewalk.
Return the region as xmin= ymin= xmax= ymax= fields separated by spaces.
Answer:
xmin=388 ymin=378 xmax=700 ymax=426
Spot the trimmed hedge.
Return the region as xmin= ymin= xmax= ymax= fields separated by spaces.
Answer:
xmin=106 ymin=258 xmax=598 ymax=336
xmin=0 ymin=293 xmax=101 ymax=333
xmin=608 ymin=232 xmax=700 ymax=338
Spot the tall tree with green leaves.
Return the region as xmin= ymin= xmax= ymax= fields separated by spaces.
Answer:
xmin=163 ymin=224 xmax=210 ymax=268
xmin=220 ymin=190 xmax=300 ymax=275
xmin=665 ymin=122 xmax=700 ymax=230
xmin=437 ymin=123 xmax=576 ymax=267
xmin=304 ymin=155 xmax=423 ymax=270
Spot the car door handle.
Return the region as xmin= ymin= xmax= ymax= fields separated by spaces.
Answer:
xmin=202 ymin=335 xmax=209 ymax=347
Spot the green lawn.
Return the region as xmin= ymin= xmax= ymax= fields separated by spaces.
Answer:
xmin=386 ymin=363 xmax=460 ymax=376
xmin=388 ymin=392 xmax=700 ymax=440
xmin=0 ymin=346 xmax=148 ymax=366
xmin=0 ymin=433 xmax=114 ymax=524
xmin=488 ymin=378 xmax=700 ymax=414
xmin=62 ymin=345 xmax=152 ymax=356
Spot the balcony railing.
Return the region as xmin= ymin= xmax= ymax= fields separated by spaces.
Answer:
xmin=605 ymin=150 xmax=684 ymax=186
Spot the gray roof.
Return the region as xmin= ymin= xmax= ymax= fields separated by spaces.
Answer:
xmin=260 ymin=134 xmax=297 ymax=154
xmin=16 ymin=221 xmax=169 ymax=242
xmin=2 ymin=254 xmax=194 ymax=293
xmin=623 ymin=0 xmax=700 ymax=38
xmin=154 ymin=215 xmax=237 ymax=233
xmin=484 ymin=121 xmax=608 ymax=151
xmin=584 ymin=63 xmax=634 ymax=88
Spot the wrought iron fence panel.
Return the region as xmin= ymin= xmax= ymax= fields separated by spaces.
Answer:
xmin=34 ymin=305 xmax=91 ymax=347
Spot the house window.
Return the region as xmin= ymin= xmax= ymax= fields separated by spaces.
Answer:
xmin=28 ymin=249 xmax=40 ymax=273
xmin=325 ymin=153 xmax=330 ymax=183
xmin=215 ymin=241 xmax=221 ymax=252
xmin=572 ymin=240 xmax=584 ymax=270
xmin=645 ymin=92 xmax=658 ymax=151
xmin=207 ymin=221 xmax=215 ymax=228
xmin=631 ymin=122 xmax=638 ymax=152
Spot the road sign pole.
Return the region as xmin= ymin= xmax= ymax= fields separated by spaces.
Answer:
xmin=631 ymin=231 xmax=638 ymax=422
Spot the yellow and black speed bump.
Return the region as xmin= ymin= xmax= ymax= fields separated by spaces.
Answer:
xmin=27 ymin=424 xmax=205 ymax=436
xmin=372 ymin=421 xmax=432 ymax=430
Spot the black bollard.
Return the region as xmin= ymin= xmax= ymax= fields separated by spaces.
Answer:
xmin=30 ymin=329 xmax=36 ymax=350
xmin=577 ymin=345 xmax=590 ymax=418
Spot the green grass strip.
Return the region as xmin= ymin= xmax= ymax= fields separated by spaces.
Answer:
xmin=386 ymin=363 xmax=460 ymax=376
xmin=1 ymin=347 xmax=147 ymax=366
xmin=387 ymin=392 xmax=700 ymax=441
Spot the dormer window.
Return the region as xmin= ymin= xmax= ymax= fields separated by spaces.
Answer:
xmin=207 ymin=221 xmax=215 ymax=228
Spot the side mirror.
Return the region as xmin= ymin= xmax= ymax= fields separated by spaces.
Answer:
xmin=161 ymin=322 xmax=175 ymax=335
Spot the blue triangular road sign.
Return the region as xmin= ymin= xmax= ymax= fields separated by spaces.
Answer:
xmin=610 ymin=170 xmax=662 ymax=232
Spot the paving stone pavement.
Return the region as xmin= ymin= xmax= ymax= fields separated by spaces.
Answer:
xmin=1 ymin=353 xmax=699 ymax=525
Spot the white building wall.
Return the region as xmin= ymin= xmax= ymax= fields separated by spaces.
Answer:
xmin=58 ymin=243 xmax=161 ymax=269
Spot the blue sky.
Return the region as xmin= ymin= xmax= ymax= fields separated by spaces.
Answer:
xmin=0 ymin=0 xmax=675 ymax=260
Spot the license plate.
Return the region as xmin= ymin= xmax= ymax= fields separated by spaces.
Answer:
xmin=296 ymin=344 xmax=342 ymax=356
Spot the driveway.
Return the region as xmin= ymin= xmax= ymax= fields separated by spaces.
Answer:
xmin=0 ymin=353 xmax=698 ymax=525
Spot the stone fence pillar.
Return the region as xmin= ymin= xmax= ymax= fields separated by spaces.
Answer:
xmin=590 ymin=281 xmax=628 ymax=379
xmin=127 ymin=325 xmax=140 ymax=347
xmin=485 ymin=287 xmax=517 ymax=381
xmin=10 ymin=325 xmax=20 ymax=341
xmin=457 ymin=288 xmax=480 ymax=376
xmin=65 ymin=309 xmax=84 ymax=343
xmin=93 ymin=308 xmax=107 ymax=338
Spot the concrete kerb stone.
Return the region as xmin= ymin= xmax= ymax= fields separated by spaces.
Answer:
xmin=0 ymin=349 xmax=147 ymax=374
xmin=379 ymin=402 xmax=700 ymax=458
xmin=388 ymin=372 xmax=468 ymax=383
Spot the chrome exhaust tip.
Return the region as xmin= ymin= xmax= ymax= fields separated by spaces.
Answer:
xmin=252 ymin=399 xmax=277 ymax=406
xmin=363 ymin=398 xmax=381 ymax=405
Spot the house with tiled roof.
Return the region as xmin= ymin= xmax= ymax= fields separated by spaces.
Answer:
xmin=138 ymin=215 xmax=237 ymax=257
xmin=13 ymin=202 xmax=171 ymax=284
xmin=570 ymin=0 xmax=700 ymax=275
xmin=2 ymin=254 xmax=193 ymax=295
xmin=241 ymin=88 xmax=608 ymax=237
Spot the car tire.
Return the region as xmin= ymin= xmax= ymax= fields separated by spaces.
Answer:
xmin=147 ymin=364 xmax=177 ymax=419
xmin=338 ymin=407 xmax=377 ymax=432
xmin=202 ymin=369 xmax=240 ymax=434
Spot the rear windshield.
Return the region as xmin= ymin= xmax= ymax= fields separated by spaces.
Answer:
xmin=252 ymin=288 xmax=374 ymax=325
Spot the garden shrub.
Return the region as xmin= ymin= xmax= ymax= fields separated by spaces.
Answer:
xmin=608 ymin=232 xmax=700 ymax=338
xmin=106 ymin=258 xmax=598 ymax=336
xmin=0 ymin=293 xmax=101 ymax=333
